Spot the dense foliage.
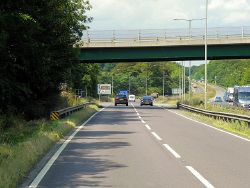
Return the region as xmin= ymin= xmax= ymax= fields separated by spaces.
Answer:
xmin=191 ymin=60 xmax=250 ymax=87
xmin=99 ymin=62 xmax=187 ymax=96
xmin=0 ymin=0 xmax=98 ymax=118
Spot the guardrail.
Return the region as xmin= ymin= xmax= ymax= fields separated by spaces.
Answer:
xmin=50 ymin=103 xmax=93 ymax=120
xmin=81 ymin=26 xmax=250 ymax=43
xmin=178 ymin=103 xmax=250 ymax=127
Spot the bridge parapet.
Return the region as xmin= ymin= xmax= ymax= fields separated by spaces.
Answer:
xmin=79 ymin=26 xmax=250 ymax=48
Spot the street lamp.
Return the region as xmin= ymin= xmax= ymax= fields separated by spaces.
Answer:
xmin=145 ymin=64 xmax=157 ymax=96
xmin=205 ymin=0 xmax=208 ymax=109
xmin=112 ymin=68 xmax=120 ymax=96
xmin=174 ymin=18 xmax=205 ymax=103
xmin=129 ymin=75 xmax=131 ymax=94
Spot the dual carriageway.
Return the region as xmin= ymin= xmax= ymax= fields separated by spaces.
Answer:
xmin=26 ymin=101 xmax=250 ymax=188
xmin=24 ymin=26 xmax=250 ymax=188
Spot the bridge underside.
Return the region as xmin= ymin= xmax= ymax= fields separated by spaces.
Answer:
xmin=79 ymin=44 xmax=250 ymax=63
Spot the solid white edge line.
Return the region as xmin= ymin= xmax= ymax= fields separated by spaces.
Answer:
xmin=168 ymin=110 xmax=250 ymax=142
xmin=141 ymin=120 xmax=146 ymax=124
xmin=151 ymin=132 xmax=162 ymax=141
xmin=163 ymin=144 xmax=181 ymax=158
xmin=145 ymin=124 xmax=151 ymax=130
xmin=137 ymin=113 xmax=140 ymax=116
xmin=28 ymin=108 xmax=105 ymax=188
xmin=138 ymin=116 xmax=142 ymax=119
xmin=186 ymin=166 xmax=215 ymax=188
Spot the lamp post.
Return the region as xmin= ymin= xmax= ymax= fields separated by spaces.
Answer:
xmin=162 ymin=63 xmax=165 ymax=99
xmin=205 ymin=0 xmax=208 ymax=109
xmin=129 ymin=75 xmax=131 ymax=94
xmin=112 ymin=69 xmax=120 ymax=96
xmin=183 ymin=61 xmax=186 ymax=101
xmin=174 ymin=18 xmax=205 ymax=103
xmin=163 ymin=70 xmax=165 ymax=99
xmin=178 ymin=62 xmax=182 ymax=100
xmin=111 ymin=75 xmax=113 ymax=95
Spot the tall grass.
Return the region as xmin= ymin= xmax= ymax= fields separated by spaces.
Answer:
xmin=181 ymin=111 xmax=250 ymax=139
xmin=0 ymin=105 xmax=99 ymax=188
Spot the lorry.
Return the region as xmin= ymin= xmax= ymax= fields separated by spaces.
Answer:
xmin=233 ymin=86 xmax=250 ymax=109
xmin=118 ymin=90 xmax=128 ymax=97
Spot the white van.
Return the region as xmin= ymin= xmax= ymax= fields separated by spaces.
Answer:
xmin=129 ymin=95 xmax=136 ymax=102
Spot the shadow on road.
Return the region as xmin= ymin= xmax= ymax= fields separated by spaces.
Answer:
xmin=41 ymin=130 xmax=133 ymax=187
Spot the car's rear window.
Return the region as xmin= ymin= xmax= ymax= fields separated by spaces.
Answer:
xmin=143 ymin=96 xmax=152 ymax=99
xmin=116 ymin=95 xmax=127 ymax=98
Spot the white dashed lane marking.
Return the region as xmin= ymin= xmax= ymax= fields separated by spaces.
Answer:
xmin=186 ymin=166 xmax=215 ymax=188
xmin=151 ymin=132 xmax=162 ymax=141
xmin=163 ymin=144 xmax=181 ymax=158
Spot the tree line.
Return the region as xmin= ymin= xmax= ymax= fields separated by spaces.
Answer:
xmin=98 ymin=62 xmax=187 ymax=96
xmin=191 ymin=60 xmax=250 ymax=87
xmin=0 ymin=1 xmax=98 ymax=118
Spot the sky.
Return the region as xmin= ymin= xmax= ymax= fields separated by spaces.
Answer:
xmin=86 ymin=0 xmax=250 ymax=65
xmin=87 ymin=0 xmax=250 ymax=30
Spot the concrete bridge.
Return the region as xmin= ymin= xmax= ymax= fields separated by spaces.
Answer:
xmin=78 ymin=26 xmax=250 ymax=63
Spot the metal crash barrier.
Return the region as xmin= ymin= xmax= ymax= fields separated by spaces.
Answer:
xmin=178 ymin=103 xmax=250 ymax=128
xmin=50 ymin=103 xmax=93 ymax=120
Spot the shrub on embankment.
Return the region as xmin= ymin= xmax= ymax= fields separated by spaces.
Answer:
xmin=0 ymin=105 xmax=99 ymax=188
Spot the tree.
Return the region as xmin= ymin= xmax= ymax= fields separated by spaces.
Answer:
xmin=0 ymin=0 xmax=92 ymax=118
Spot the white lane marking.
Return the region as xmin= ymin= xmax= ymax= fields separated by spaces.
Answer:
xmin=131 ymin=103 xmax=134 ymax=107
xmin=138 ymin=116 xmax=142 ymax=119
xmin=169 ymin=110 xmax=250 ymax=142
xmin=186 ymin=166 xmax=215 ymax=188
xmin=137 ymin=112 xmax=140 ymax=116
xmin=163 ymin=144 xmax=181 ymax=158
xmin=28 ymin=108 xmax=105 ymax=188
xmin=145 ymin=124 xmax=152 ymax=130
xmin=151 ymin=132 xmax=162 ymax=141
xmin=141 ymin=119 xmax=146 ymax=124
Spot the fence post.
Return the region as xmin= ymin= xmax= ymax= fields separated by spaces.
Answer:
xmin=241 ymin=26 xmax=244 ymax=39
xmin=112 ymin=30 xmax=115 ymax=42
xmin=138 ymin=30 xmax=141 ymax=41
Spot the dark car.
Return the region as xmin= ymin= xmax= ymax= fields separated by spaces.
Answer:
xmin=115 ymin=95 xmax=128 ymax=106
xmin=140 ymin=96 xmax=153 ymax=106
xmin=214 ymin=96 xmax=223 ymax=102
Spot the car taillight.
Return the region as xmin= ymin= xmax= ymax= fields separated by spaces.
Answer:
xmin=125 ymin=98 xmax=128 ymax=101
xmin=115 ymin=97 xmax=119 ymax=100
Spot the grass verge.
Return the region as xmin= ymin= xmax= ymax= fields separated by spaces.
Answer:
xmin=0 ymin=104 xmax=99 ymax=188
xmin=180 ymin=110 xmax=250 ymax=139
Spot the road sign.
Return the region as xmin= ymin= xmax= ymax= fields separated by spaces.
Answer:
xmin=98 ymin=84 xmax=111 ymax=95
xmin=172 ymin=88 xmax=182 ymax=95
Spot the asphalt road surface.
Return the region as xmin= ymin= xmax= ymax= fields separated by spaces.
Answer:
xmin=28 ymin=102 xmax=250 ymax=188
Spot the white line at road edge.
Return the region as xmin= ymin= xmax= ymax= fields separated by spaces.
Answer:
xmin=186 ymin=166 xmax=215 ymax=188
xmin=168 ymin=110 xmax=250 ymax=142
xmin=145 ymin=124 xmax=152 ymax=130
xmin=28 ymin=108 xmax=105 ymax=188
xmin=151 ymin=132 xmax=162 ymax=141
xmin=141 ymin=119 xmax=146 ymax=124
xmin=163 ymin=144 xmax=181 ymax=158
xmin=138 ymin=116 xmax=142 ymax=119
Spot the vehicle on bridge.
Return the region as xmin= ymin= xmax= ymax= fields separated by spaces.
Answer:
xmin=140 ymin=96 xmax=153 ymax=106
xmin=115 ymin=95 xmax=128 ymax=106
xmin=233 ymin=86 xmax=250 ymax=109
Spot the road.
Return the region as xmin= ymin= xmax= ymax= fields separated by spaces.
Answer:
xmin=28 ymin=102 xmax=250 ymax=188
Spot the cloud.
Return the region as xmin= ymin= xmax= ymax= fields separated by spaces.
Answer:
xmin=87 ymin=0 xmax=250 ymax=29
